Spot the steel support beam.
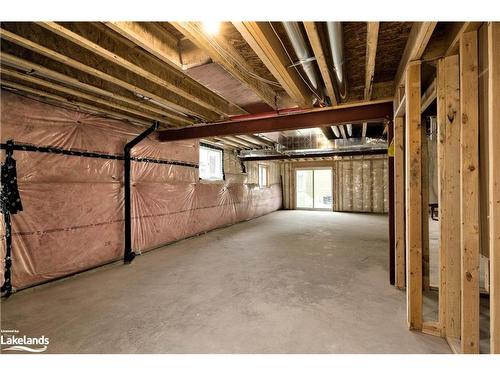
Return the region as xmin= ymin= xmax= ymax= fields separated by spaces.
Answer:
xmin=159 ymin=101 xmax=393 ymax=141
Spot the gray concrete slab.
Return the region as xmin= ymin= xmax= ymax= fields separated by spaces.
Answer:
xmin=1 ymin=211 xmax=451 ymax=353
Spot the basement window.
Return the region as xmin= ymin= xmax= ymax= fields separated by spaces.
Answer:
xmin=258 ymin=164 xmax=269 ymax=188
xmin=199 ymin=145 xmax=224 ymax=181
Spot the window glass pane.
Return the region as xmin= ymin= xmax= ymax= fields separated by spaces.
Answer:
xmin=296 ymin=170 xmax=313 ymax=208
xmin=199 ymin=146 xmax=223 ymax=180
xmin=313 ymin=169 xmax=332 ymax=209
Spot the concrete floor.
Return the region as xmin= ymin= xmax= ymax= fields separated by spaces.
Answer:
xmin=1 ymin=211 xmax=451 ymax=354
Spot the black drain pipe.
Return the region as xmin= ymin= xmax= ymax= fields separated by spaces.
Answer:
xmin=124 ymin=121 xmax=159 ymax=263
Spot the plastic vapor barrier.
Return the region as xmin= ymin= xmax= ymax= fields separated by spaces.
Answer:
xmin=0 ymin=92 xmax=282 ymax=289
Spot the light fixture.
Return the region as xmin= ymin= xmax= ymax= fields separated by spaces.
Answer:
xmin=201 ymin=21 xmax=221 ymax=36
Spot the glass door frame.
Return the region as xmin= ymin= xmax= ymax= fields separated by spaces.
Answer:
xmin=294 ymin=167 xmax=333 ymax=211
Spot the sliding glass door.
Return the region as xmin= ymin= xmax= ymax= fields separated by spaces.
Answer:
xmin=296 ymin=168 xmax=333 ymax=210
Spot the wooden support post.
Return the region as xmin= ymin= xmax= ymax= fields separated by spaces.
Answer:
xmin=459 ymin=30 xmax=480 ymax=354
xmin=388 ymin=121 xmax=396 ymax=285
xmin=488 ymin=21 xmax=500 ymax=354
xmin=437 ymin=55 xmax=461 ymax=339
xmin=422 ymin=116 xmax=430 ymax=291
xmin=394 ymin=116 xmax=406 ymax=289
xmin=405 ymin=61 xmax=423 ymax=330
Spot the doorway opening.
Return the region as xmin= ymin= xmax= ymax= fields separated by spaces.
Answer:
xmin=295 ymin=168 xmax=333 ymax=210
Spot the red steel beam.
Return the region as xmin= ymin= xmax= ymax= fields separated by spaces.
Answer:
xmin=158 ymin=100 xmax=393 ymax=141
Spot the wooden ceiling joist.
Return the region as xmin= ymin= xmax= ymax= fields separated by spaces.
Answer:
xmin=232 ymin=21 xmax=313 ymax=108
xmin=0 ymin=52 xmax=191 ymax=127
xmin=0 ymin=23 xmax=223 ymax=121
xmin=364 ymin=22 xmax=380 ymax=101
xmin=104 ymin=22 xmax=183 ymax=69
xmin=394 ymin=22 xmax=437 ymax=90
xmin=213 ymin=137 xmax=245 ymax=149
xmin=0 ymin=66 xmax=174 ymax=126
xmin=171 ymin=22 xmax=278 ymax=109
xmin=224 ymin=136 xmax=257 ymax=148
xmin=158 ymin=100 xmax=393 ymax=141
xmin=236 ymin=134 xmax=274 ymax=147
xmin=201 ymin=138 xmax=237 ymax=150
xmin=363 ymin=22 xmax=380 ymax=141
xmin=1 ymin=80 xmax=150 ymax=126
xmin=36 ymin=22 xmax=246 ymax=117
xmin=303 ymin=22 xmax=338 ymax=105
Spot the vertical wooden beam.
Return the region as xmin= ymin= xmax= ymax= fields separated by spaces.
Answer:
xmin=459 ymin=30 xmax=480 ymax=354
xmin=388 ymin=121 xmax=396 ymax=285
xmin=421 ymin=117 xmax=430 ymax=291
xmin=478 ymin=23 xmax=490 ymax=295
xmin=394 ymin=116 xmax=406 ymax=289
xmin=405 ymin=61 xmax=423 ymax=330
xmin=437 ymin=55 xmax=461 ymax=339
xmin=488 ymin=21 xmax=500 ymax=354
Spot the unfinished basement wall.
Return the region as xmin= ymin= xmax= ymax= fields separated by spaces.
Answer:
xmin=0 ymin=91 xmax=282 ymax=290
xmin=281 ymin=155 xmax=388 ymax=213
xmin=224 ymin=151 xmax=280 ymax=185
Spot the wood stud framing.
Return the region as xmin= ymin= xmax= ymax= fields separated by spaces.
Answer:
xmin=405 ymin=61 xmax=422 ymax=330
xmin=394 ymin=116 xmax=405 ymax=289
xmin=395 ymin=22 xmax=437 ymax=90
xmin=488 ymin=22 xmax=500 ymax=354
xmin=459 ymin=31 xmax=480 ymax=354
xmin=437 ymin=54 xmax=461 ymax=340
xmin=1 ymin=19 xmax=499 ymax=354
xmin=395 ymin=25 xmax=500 ymax=354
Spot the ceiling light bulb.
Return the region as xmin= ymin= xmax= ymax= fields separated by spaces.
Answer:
xmin=201 ymin=21 xmax=221 ymax=36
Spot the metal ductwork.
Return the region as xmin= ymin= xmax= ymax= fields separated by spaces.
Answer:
xmin=326 ymin=22 xmax=348 ymax=101
xmin=239 ymin=137 xmax=388 ymax=159
xmin=282 ymin=22 xmax=323 ymax=104
xmin=282 ymin=21 xmax=349 ymax=142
